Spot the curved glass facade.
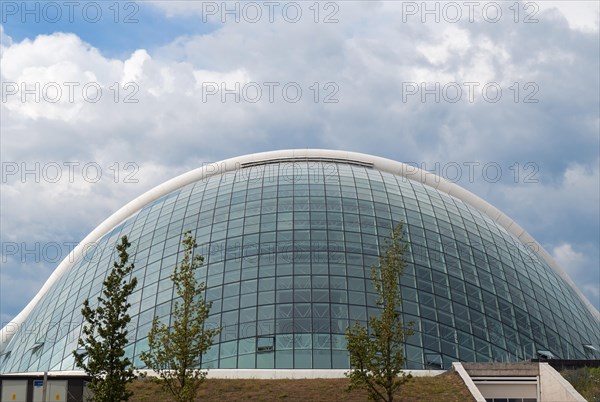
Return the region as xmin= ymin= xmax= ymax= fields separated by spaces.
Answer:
xmin=1 ymin=158 xmax=598 ymax=373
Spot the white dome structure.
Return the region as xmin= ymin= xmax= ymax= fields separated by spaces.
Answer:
xmin=1 ymin=150 xmax=598 ymax=374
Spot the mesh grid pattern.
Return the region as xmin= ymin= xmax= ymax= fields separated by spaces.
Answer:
xmin=1 ymin=161 xmax=598 ymax=372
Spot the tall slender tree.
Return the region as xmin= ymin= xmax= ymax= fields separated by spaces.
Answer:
xmin=141 ymin=231 xmax=221 ymax=402
xmin=74 ymin=235 xmax=138 ymax=402
xmin=345 ymin=223 xmax=414 ymax=402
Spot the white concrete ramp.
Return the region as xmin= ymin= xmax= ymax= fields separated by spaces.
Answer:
xmin=452 ymin=362 xmax=586 ymax=402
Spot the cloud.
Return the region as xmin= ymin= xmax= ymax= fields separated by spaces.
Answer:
xmin=1 ymin=33 xmax=124 ymax=121
xmin=0 ymin=25 xmax=12 ymax=48
xmin=1 ymin=1 xmax=599 ymax=321
xmin=495 ymin=161 xmax=600 ymax=238
xmin=551 ymin=243 xmax=600 ymax=311
xmin=552 ymin=243 xmax=586 ymax=276
xmin=146 ymin=1 xmax=204 ymax=17
xmin=583 ymin=284 xmax=600 ymax=302
xmin=417 ymin=26 xmax=472 ymax=66
xmin=538 ymin=1 xmax=599 ymax=32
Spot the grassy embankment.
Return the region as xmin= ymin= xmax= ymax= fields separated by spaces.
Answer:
xmin=562 ymin=367 xmax=600 ymax=402
xmin=128 ymin=372 xmax=475 ymax=401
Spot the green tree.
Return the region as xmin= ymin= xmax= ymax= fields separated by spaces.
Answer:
xmin=345 ymin=223 xmax=414 ymax=402
xmin=141 ymin=231 xmax=222 ymax=402
xmin=74 ymin=236 xmax=138 ymax=402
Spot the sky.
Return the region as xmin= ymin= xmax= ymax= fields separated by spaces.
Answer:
xmin=0 ymin=1 xmax=599 ymax=327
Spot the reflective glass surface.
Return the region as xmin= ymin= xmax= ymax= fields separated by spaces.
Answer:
xmin=1 ymin=161 xmax=598 ymax=372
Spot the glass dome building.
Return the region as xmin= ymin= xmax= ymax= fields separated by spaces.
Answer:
xmin=1 ymin=150 xmax=598 ymax=374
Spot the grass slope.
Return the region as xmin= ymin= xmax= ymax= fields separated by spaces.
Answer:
xmin=128 ymin=372 xmax=475 ymax=401
xmin=562 ymin=367 xmax=600 ymax=402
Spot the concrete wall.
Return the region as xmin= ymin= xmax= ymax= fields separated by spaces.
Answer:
xmin=539 ymin=363 xmax=586 ymax=402
xmin=451 ymin=363 xmax=486 ymax=402
xmin=454 ymin=362 xmax=588 ymax=402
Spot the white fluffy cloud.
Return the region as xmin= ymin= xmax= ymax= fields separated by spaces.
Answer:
xmin=552 ymin=243 xmax=599 ymax=309
xmin=495 ymin=162 xmax=600 ymax=235
xmin=538 ymin=1 xmax=599 ymax=32
xmin=1 ymin=1 xmax=599 ymax=321
xmin=553 ymin=243 xmax=586 ymax=276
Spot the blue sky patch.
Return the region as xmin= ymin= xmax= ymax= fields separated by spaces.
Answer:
xmin=1 ymin=1 xmax=218 ymax=57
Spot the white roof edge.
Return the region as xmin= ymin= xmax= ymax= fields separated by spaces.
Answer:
xmin=1 ymin=149 xmax=597 ymax=352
